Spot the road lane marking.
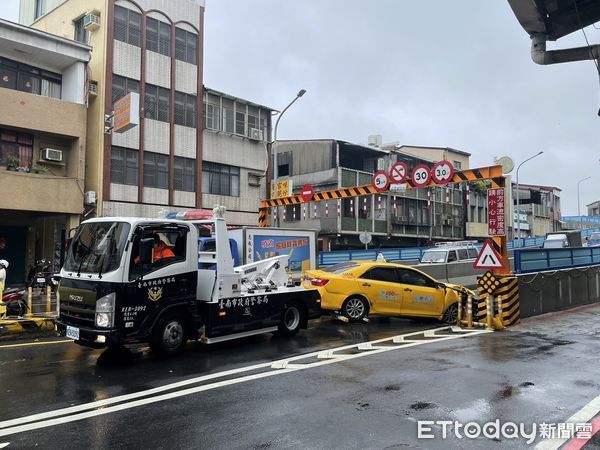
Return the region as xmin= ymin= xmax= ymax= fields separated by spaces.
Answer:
xmin=0 ymin=340 xmax=72 ymax=349
xmin=0 ymin=361 xmax=275 ymax=429
xmin=535 ymin=393 xmax=600 ymax=449
xmin=0 ymin=326 xmax=488 ymax=437
xmin=0 ymin=443 xmax=9 ymax=448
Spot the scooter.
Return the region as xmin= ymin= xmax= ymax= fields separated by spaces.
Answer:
xmin=1 ymin=288 xmax=28 ymax=317
xmin=28 ymin=259 xmax=54 ymax=290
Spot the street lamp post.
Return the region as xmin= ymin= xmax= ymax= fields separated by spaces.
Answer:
xmin=577 ymin=176 xmax=591 ymax=218
xmin=515 ymin=151 xmax=544 ymax=243
xmin=271 ymin=89 xmax=306 ymax=226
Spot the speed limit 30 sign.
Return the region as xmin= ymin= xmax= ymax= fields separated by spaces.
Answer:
xmin=431 ymin=160 xmax=455 ymax=185
xmin=411 ymin=165 xmax=431 ymax=187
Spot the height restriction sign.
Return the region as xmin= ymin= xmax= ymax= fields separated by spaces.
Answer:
xmin=487 ymin=188 xmax=506 ymax=236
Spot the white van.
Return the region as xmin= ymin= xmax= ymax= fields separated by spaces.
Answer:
xmin=420 ymin=241 xmax=479 ymax=264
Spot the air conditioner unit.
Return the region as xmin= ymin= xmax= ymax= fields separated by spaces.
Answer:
xmin=88 ymin=81 xmax=98 ymax=97
xmin=41 ymin=148 xmax=63 ymax=162
xmin=84 ymin=191 xmax=97 ymax=205
xmin=249 ymin=128 xmax=263 ymax=141
xmin=83 ymin=13 xmax=101 ymax=31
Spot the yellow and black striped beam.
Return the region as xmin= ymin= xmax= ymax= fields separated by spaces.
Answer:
xmin=258 ymin=164 xmax=509 ymax=270
xmin=261 ymin=164 xmax=503 ymax=210
xmin=477 ymin=276 xmax=520 ymax=326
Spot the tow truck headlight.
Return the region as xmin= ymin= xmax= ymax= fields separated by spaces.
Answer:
xmin=95 ymin=293 xmax=115 ymax=328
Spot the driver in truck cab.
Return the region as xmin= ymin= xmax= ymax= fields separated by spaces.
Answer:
xmin=151 ymin=233 xmax=175 ymax=260
xmin=134 ymin=233 xmax=175 ymax=264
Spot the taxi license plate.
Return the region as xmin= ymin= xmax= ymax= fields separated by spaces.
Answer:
xmin=66 ymin=326 xmax=80 ymax=340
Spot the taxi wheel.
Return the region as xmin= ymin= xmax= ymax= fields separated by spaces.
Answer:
xmin=342 ymin=296 xmax=368 ymax=322
xmin=442 ymin=304 xmax=459 ymax=324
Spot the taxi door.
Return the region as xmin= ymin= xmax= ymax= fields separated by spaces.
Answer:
xmin=395 ymin=268 xmax=445 ymax=317
xmin=358 ymin=266 xmax=403 ymax=314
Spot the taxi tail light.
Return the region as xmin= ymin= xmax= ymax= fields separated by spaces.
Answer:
xmin=310 ymin=278 xmax=329 ymax=287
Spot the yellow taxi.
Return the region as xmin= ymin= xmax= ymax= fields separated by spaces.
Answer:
xmin=305 ymin=261 xmax=473 ymax=323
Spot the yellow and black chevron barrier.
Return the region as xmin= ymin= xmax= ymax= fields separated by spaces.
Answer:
xmin=477 ymin=276 xmax=520 ymax=327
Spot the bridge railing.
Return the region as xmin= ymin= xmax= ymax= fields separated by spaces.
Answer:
xmin=514 ymin=247 xmax=600 ymax=273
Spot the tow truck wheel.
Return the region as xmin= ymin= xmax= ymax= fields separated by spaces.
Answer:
xmin=151 ymin=314 xmax=187 ymax=355
xmin=342 ymin=296 xmax=368 ymax=322
xmin=442 ymin=303 xmax=459 ymax=324
xmin=277 ymin=303 xmax=303 ymax=336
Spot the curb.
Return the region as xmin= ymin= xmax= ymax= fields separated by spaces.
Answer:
xmin=0 ymin=317 xmax=57 ymax=341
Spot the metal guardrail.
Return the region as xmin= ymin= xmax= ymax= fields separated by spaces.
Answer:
xmin=562 ymin=216 xmax=600 ymax=223
xmin=515 ymin=247 xmax=600 ymax=273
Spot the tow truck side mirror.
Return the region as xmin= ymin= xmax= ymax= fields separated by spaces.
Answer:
xmin=140 ymin=238 xmax=154 ymax=265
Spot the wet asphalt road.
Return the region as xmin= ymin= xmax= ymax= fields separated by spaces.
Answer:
xmin=3 ymin=307 xmax=600 ymax=449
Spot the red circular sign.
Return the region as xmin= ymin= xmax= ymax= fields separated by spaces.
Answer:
xmin=431 ymin=160 xmax=455 ymax=185
xmin=301 ymin=184 xmax=313 ymax=202
xmin=372 ymin=170 xmax=390 ymax=192
xmin=390 ymin=162 xmax=408 ymax=183
xmin=411 ymin=164 xmax=431 ymax=187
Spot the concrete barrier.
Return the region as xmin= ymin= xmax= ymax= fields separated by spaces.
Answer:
xmin=417 ymin=258 xmax=515 ymax=289
xmin=517 ymin=265 xmax=600 ymax=318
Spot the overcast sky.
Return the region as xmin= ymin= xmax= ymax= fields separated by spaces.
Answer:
xmin=2 ymin=1 xmax=599 ymax=215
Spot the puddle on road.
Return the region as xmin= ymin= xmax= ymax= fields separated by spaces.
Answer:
xmin=410 ymin=401 xmax=437 ymax=411
xmin=493 ymin=381 xmax=536 ymax=401
xmin=452 ymin=398 xmax=492 ymax=422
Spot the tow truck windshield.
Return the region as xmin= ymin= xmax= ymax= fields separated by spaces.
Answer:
xmin=64 ymin=222 xmax=131 ymax=274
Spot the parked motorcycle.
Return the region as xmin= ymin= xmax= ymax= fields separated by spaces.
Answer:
xmin=1 ymin=287 xmax=28 ymax=317
xmin=28 ymin=259 xmax=56 ymax=291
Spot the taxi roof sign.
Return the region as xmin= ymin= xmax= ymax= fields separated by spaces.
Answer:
xmin=473 ymin=239 xmax=505 ymax=270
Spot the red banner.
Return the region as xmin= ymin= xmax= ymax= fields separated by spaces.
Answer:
xmin=487 ymin=188 xmax=506 ymax=236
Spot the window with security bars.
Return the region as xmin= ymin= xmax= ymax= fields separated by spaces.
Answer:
xmin=175 ymin=27 xmax=198 ymax=64
xmin=174 ymin=157 xmax=196 ymax=192
xmin=175 ymin=92 xmax=196 ymax=127
xmin=110 ymin=146 xmax=138 ymax=186
xmin=143 ymin=152 xmax=169 ymax=189
xmin=222 ymin=99 xmax=234 ymax=133
xmin=74 ymin=17 xmax=89 ymax=44
xmin=112 ymin=75 xmax=139 ymax=105
xmin=205 ymin=102 xmax=220 ymax=130
xmin=202 ymin=162 xmax=240 ymax=197
xmin=114 ymin=5 xmax=142 ymax=47
xmin=235 ymin=103 xmax=246 ymax=135
xmin=146 ymin=17 xmax=171 ymax=56
xmin=144 ymin=84 xmax=170 ymax=122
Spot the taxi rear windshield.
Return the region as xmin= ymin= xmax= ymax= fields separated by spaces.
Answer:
xmin=322 ymin=262 xmax=360 ymax=274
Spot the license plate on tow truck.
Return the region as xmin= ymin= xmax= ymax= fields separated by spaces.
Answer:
xmin=66 ymin=326 xmax=79 ymax=340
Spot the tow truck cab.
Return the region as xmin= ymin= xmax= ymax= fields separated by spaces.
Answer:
xmin=56 ymin=214 xmax=321 ymax=354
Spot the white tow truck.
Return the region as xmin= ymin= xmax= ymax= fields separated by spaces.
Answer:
xmin=56 ymin=207 xmax=321 ymax=355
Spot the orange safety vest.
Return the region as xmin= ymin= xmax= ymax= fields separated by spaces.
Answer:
xmin=154 ymin=242 xmax=175 ymax=260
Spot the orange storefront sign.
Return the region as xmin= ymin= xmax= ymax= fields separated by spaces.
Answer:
xmin=113 ymin=92 xmax=140 ymax=133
